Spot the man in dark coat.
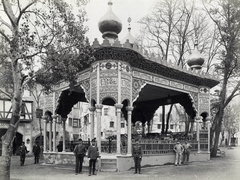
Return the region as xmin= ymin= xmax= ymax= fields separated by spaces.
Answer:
xmin=33 ymin=142 xmax=41 ymax=164
xmin=88 ymin=139 xmax=99 ymax=176
xmin=132 ymin=139 xmax=143 ymax=174
xmin=19 ymin=142 xmax=27 ymax=166
xmin=73 ymin=139 xmax=86 ymax=175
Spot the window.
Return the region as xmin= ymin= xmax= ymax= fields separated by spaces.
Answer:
xmin=103 ymin=108 xmax=108 ymax=116
xmin=170 ymin=124 xmax=174 ymax=129
xmin=121 ymin=123 xmax=125 ymax=128
xmin=110 ymin=121 xmax=114 ymax=128
xmin=68 ymin=118 xmax=73 ymax=126
xmin=157 ymin=124 xmax=161 ymax=129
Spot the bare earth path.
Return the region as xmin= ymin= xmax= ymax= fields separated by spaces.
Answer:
xmin=10 ymin=146 xmax=240 ymax=180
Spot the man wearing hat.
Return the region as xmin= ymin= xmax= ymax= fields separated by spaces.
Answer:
xmin=19 ymin=142 xmax=27 ymax=166
xmin=87 ymin=139 xmax=99 ymax=176
xmin=73 ymin=139 xmax=86 ymax=175
xmin=132 ymin=139 xmax=143 ymax=174
xmin=173 ymin=141 xmax=184 ymax=166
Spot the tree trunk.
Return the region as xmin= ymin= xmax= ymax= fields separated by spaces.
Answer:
xmin=211 ymin=125 xmax=221 ymax=157
xmin=0 ymin=116 xmax=19 ymax=180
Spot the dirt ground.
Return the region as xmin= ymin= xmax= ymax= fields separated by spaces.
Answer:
xmin=9 ymin=146 xmax=240 ymax=180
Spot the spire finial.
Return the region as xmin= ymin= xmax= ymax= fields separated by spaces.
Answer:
xmin=194 ymin=38 xmax=198 ymax=48
xmin=108 ymin=0 xmax=113 ymax=6
xmin=127 ymin=17 xmax=132 ymax=32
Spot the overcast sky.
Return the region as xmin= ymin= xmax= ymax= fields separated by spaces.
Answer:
xmin=84 ymin=0 xmax=157 ymax=43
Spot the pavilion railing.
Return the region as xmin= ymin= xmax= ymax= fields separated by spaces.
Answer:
xmin=58 ymin=131 xmax=208 ymax=155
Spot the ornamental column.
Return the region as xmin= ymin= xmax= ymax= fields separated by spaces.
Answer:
xmin=52 ymin=115 xmax=58 ymax=152
xmin=49 ymin=118 xmax=53 ymax=152
xmin=115 ymin=104 xmax=123 ymax=155
xmin=196 ymin=116 xmax=202 ymax=153
xmin=95 ymin=104 xmax=103 ymax=153
xmin=43 ymin=116 xmax=47 ymax=152
xmin=126 ymin=106 xmax=133 ymax=155
xmin=206 ymin=117 xmax=211 ymax=153
xmin=89 ymin=107 xmax=96 ymax=140
xmin=62 ymin=117 xmax=67 ymax=152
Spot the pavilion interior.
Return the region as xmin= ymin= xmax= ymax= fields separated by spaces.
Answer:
xmin=55 ymin=83 xmax=196 ymax=130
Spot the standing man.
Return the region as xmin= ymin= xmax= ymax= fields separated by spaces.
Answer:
xmin=19 ymin=142 xmax=27 ymax=166
xmin=183 ymin=141 xmax=192 ymax=165
xmin=173 ymin=141 xmax=184 ymax=166
xmin=88 ymin=139 xmax=99 ymax=176
xmin=33 ymin=142 xmax=41 ymax=164
xmin=132 ymin=139 xmax=143 ymax=174
xmin=73 ymin=139 xmax=86 ymax=175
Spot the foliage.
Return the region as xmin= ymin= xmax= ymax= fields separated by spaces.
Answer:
xmin=0 ymin=0 xmax=93 ymax=179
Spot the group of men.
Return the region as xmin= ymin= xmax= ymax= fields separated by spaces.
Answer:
xmin=173 ymin=141 xmax=192 ymax=166
xmin=19 ymin=138 xmax=191 ymax=175
xmin=18 ymin=141 xmax=41 ymax=166
xmin=73 ymin=139 xmax=99 ymax=176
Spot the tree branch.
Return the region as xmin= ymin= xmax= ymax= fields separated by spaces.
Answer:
xmin=2 ymin=0 xmax=17 ymax=26
xmin=0 ymin=88 xmax=12 ymax=98
xmin=0 ymin=29 xmax=11 ymax=42
xmin=16 ymin=0 xmax=37 ymax=24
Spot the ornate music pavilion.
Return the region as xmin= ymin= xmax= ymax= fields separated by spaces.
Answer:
xmin=43 ymin=1 xmax=219 ymax=171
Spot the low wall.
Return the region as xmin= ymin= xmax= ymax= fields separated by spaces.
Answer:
xmin=117 ymin=151 xmax=210 ymax=172
xmin=44 ymin=150 xmax=210 ymax=172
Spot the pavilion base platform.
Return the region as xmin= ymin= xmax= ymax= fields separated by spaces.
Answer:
xmin=43 ymin=151 xmax=210 ymax=172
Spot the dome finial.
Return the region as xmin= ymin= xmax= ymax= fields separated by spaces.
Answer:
xmin=187 ymin=37 xmax=204 ymax=70
xmin=98 ymin=0 xmax=122 ymax=41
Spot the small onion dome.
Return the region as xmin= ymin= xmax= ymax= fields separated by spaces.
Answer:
xmin=187 ymin=39 xmax=205 ymax=69
xmin=121 ymin=17 xmax=135 ymax=45
xmin=98 ymin=0 xmax=122 ymax=39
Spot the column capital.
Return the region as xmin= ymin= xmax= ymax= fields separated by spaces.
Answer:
xmin=52 ymin=115 xmax=58 ymax=119
xmin=95 ymin=104 xmax=103 ymax=109
xmin=61 ymin=117 xmax=67 ymax=122
xmin=114 ymin=104 xmax=123 ymax=109
xmin=195 ymin=116 xmax=203 ymax=122
xmin=42 ymin=116 xmax=47 ymax=122
xmin=206 ymin=116 xmax=212 ymax=123
xmin=89 ymin=106 xmax=96 ymax=111
xmin=126 ymin=106 xmax=133 ymax=111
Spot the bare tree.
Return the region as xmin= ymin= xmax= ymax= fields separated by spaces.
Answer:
xmin=0 ymin=0 xmax=94 ymax=179
xmin=203 ymin=0 xmax=240 ymax=157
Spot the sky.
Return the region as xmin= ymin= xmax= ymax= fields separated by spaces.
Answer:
xmin=84 ymin=0 xmax=157 ymax=43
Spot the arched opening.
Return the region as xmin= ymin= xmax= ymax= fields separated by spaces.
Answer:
xmin=200 ymin=112 xmax=209 ymax=129
xmin=102 ymin=97 xmax=116 ymax=106
xmin=121 ymin=99 xmax=130 ymax=122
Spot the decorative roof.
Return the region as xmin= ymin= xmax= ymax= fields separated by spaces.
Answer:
xmin=91 ymin=38 xmax=219 ymax=88
xmin=187 ymin=39 xmax=205 ymax=69
xmin=121 ymin=17 xmax=136 ymax=45
xmin=98 ymin=0 xmax=122 ymax=39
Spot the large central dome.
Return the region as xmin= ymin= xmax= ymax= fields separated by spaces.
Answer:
xmin=98 ymin=1 xmax=122 ymax=39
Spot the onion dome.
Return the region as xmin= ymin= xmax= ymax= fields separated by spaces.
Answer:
xmin=121 ymin=17 xmax=135 ymax=45
xmin=187 ymin=39 xmax=205 ymax=69
xmin=98 ymin=0 xmax=122 ymax=40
